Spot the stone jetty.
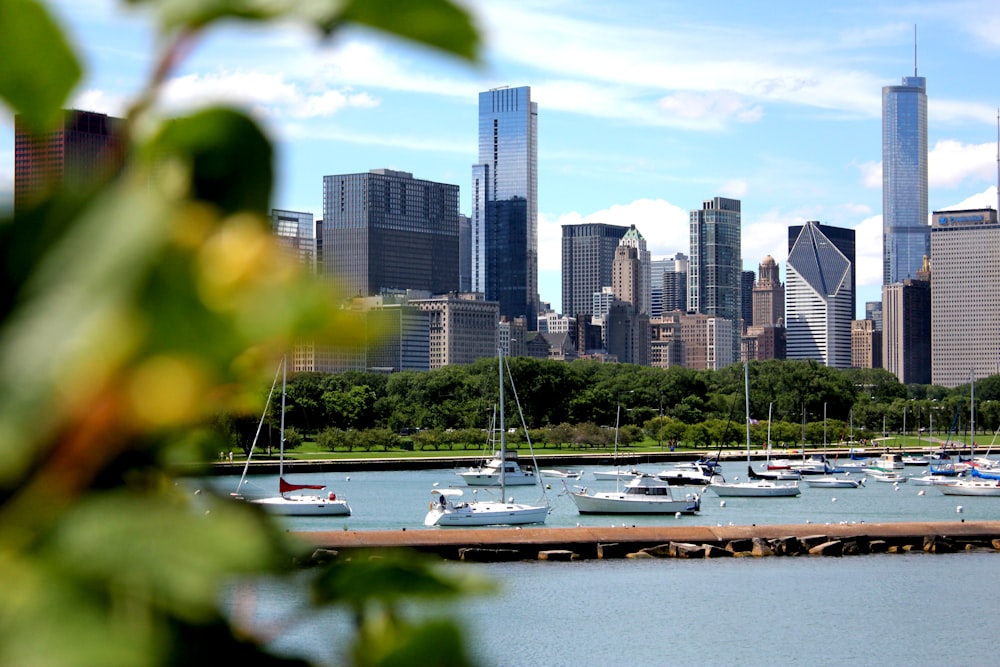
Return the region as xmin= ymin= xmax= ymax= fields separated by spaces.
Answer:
xmin=297 ymin=520 xmax=1000 ymax=562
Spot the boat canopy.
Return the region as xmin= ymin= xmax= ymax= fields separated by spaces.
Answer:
xmin=432 ymin=488 xmax=465 ymax=497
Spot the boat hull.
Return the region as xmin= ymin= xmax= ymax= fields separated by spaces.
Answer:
xmin=424 ymin=502 xmax=548 ymax=526
xmin=570 ymin=492 xmax=699 ymax=514
xmin=457 ymin=471 xmax=537 ymax=486
xmin=709 ymin=483 xmax=800 ymax=497
xmin=938 ymin=482 xmax=1000 ymax=496
xmin=250 ymin=495 xmax=352 ymax=516
xmin=805 ymin=476 xmax=861 ymax=488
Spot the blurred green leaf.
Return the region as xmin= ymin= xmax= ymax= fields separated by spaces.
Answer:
xmin=312 ymin=550 xmax=492 ymax=608
xmin=0 ymin=0 xmax=82 ymax=132
xmin=150 ymin=108 xmax=273 ymax=215
xmin=353 ymin=618 xmax=475 ymax=667
xmin=336 ymin=0 xmax=479 ymax=61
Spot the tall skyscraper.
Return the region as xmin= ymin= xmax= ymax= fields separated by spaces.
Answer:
xmin=322 ymin=169 xmax=460 ymax=298
xmin=561 ymin=222 xmax=628 ymax=317
xmin=618 ymin=225 xmax=651 ymax=315
xmin=882 ymin=69 xmax=928 ymax=285
xmin=14 ymin=109 xmax=124 ymax=213
xmin=458 ymin=214 xmax=472 ymax=292
xmin=472 ymin=86 xmax=538 ymax=329
xmin=689 ymin=197 xmax=741 ymax=360
xmin=688 ymin=197 xmax=742 ymax=320
xmin=786 ymin=221 xmax=855 ymax=368
xmin=930 ymin=208 xmax=1000 ymax=387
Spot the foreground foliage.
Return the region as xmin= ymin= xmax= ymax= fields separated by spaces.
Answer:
xmin=0 ymin=1 xmax=486 ymax=665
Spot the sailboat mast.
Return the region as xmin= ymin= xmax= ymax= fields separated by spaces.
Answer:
xmin=279 ymin=355 xmax=287 ymax=480
xmin=971 ymin=369 xmax=976 ymax=456
xmin=498 ymin=349 xmax=506 ymax=497
xmin=744 ymin=362 xmax=751 ymax=466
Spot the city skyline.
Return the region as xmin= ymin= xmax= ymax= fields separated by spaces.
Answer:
xmin=3 ymin=1 xmax=1000 ymax=317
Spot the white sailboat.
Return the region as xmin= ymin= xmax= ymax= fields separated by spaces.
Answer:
xmin=710 ymin=362 xmax=800 ymax=498
xmin=424 ymin=350 xmax=548 ymax=527
xmin=456 ymin=406 xmax=538 ymax=486
xmin=936 ymin=371 xmax=1000 ymax=497
xmin=234 ymin=358 xmax=351 ymax=516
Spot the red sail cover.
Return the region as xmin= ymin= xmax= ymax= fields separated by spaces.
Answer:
xmin=280 ymin=477 xmax=325 ymax=493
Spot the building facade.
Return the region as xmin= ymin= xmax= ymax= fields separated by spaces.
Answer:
xmin=688 ymin=196 xmax=742 ymax=321
xmin=882 ymin=73 xmax=929 ymax=285
xmin=851 ymin=319 xmax=883 ymax=370
xmin=410 ymin=293 xmax=499 ymax=369
xmin=561 ymin=222 xmax=628 ymax=317
xmin=930 ymin=208 xmax=1000 ymax=387
xmin=786 ymin=221 xmax=854 ymax=368
xmin=322 ymin=169 xmax=460 ymax=298
xmin=881 ymin=278 xmax=930 ymax=383
xmin=14 ymin=109 xmax=124 ymax=213
xmin=271 ymin=209 xmax=318 ymax=273
xmin=618 ymin=225 xmax=651 ymax=315
xmin=651 ymin=252 xmax=688 ymax=318
xmin=472 ymin=86 xmax=538 ymax=329
xmin=752 ymin=255 xmax=785 ymax=327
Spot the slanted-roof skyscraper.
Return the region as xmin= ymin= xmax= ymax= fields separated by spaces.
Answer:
xmin=786 ymin=221 xmax=855 ymax=368
xmin=472 ymin=86 xmax=538 ymax=329
xmin=882 ymin=64 xmax=928 ymax=284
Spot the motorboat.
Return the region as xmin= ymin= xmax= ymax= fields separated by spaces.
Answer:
xmin=866 ymin=452 xmax=904 ymax=474
xmin=569 ymin=474 xmax=701 ymax=514
xmin=902 ymin=454 xmax=929 ymax=466
xmin=867 ymin=470 xmax=907 ymax=483
xmin=752 ymin=465 xmax=801 ymax=481
xmin=592 ymin=468 xmax=645 ymax=481
xmin=233 ymin=357 xmax=351 ymax=516
xmin=656 ymin=462 xmax=723 ymax=486
xmin=540 ymin=468 xmax=584 ymax=480
xmin=909 ymin=474 xmax=958 ymax=486
xmin=457 ymin=451 xmax=538 ymax=486
xmin=789 ymin=454 xmax=837 ymax=475
xmin=424 ymin=488 xmax=548 ymax=526
xmin=805 ymin=475 xmax=863 ymax=489
xmin=427 ymin=350 xmax=548 ymax=527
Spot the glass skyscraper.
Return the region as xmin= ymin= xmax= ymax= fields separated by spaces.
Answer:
xmin=882 ymin=74 xmax=928 ymax=285
xmin=472 ymin=86 xmax=538 ymax=329
xmin=688 ymin=197 xmax=741 ymax=321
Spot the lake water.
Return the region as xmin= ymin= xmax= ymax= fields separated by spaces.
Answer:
xmin=212 ymin=462 xmax=1000 ymax=666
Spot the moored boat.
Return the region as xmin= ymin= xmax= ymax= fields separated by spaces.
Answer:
xmin=805 ymin=475 xmax=863 ymax=489
xmin=569 ymin=474 xmax=701 ymax=514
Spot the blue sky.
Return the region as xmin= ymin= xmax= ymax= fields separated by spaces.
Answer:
xmin=4 ymin=1 xmax=1000 ymax=318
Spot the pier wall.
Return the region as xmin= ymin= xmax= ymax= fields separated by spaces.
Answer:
xmin=297 ymin=520 xmax=1000 ymax=561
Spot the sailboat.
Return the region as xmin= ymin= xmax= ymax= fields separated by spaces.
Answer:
xmin=233 ymin=358 xmax=351 ymax=516
xmin=456 ymin=405 xmax=538 ymax=486
xmin=937 ymin=371 xmax=1000 ymax=496
xmin=424 ymin=350 xmax=548 ymax=527
xmin=710 ymin=362 xmax=800 ymax=498
xmin=570 ymin=405 xmax=701 ymax=515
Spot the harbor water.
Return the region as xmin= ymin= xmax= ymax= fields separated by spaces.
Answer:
xmin=213 ymin=462 xmax=1000 ymax=666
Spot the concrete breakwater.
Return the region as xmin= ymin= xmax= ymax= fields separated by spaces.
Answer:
xmin=298 ymin=520 xmax=1000 ymax=562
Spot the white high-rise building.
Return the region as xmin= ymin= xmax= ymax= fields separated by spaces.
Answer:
xmin=786 ymin=222 xmax=854 ymax=368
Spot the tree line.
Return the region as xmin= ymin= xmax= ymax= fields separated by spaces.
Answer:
xmin=219 ymin=359 xmax=997 ymax=453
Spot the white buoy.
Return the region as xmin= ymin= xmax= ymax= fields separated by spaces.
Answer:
xmin=918 ymin=490 xmax=925 ymax=496
xmin=346 ymin=476 xmax=350 ymax=481
xmin=675 ymin=512 xmax=682 ymax=519
xmin=432 ymin=482 xmax=439 ymax=487
xmin=831 ymin=497 xmax=837 ymax=502
xmin=719 ymin=500 xmax=727 ymax=508
xmin=957 ymin=505 xmax=964 ymax=514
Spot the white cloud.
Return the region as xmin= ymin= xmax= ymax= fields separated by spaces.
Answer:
xmin=858 ymin=160 xmax=881 ymax=189
xmin=721 ymin=179 xmax=749 ymax=199
xmin=851 ymin=214 xmax=884 ymax=288
xmin=937 ymin=185 xmax=999 ymax=211
xmin=72 ymin=89 xmax=129 ymax=117
xmin=929 ymin=139 xmax=997 ymax=188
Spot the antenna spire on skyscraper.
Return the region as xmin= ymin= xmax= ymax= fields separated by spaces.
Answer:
xmin=914 ymin=24 xmax=918 ymax=77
